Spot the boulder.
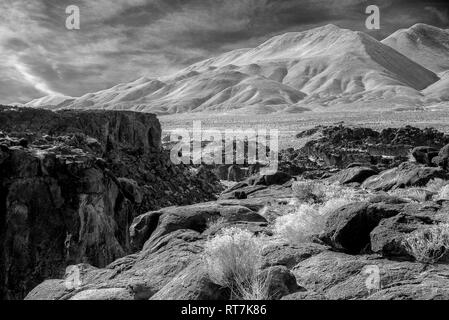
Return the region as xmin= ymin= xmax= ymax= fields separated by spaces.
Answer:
xmin=258 ymin=266 xmax=303 ymax=300
xmin=130 ymin=203 xmax=267 ymax=250
xmin=24 ymin=280 xmax=68 ymax=300
xmin=321 ymin=201 xmax=405 ymax=253
xmin=25 ymin=229 xmax=205 ymax=300
xmin=227 ymin=165 xmax=245 ymax=182
xmin=150 ymin=261 xmax=229 ymax=300
xmin=255 ymin=172 xmax=292 ymax=186
xmin=369 ymin=203 xmax=449 ymax=262
xmin=362 ymin=162 xmax=449 ymax=191
xmin=327 ymin=166 xmax=378 ymax=185
xmin=433 ymin=144 xmax=449 ymax=170
xmin=411 ymin=146 xmax=439 ymax=166
xmin=292 ymin=250 xmax=449 ymax=300
xmin=261 ymin=242 xmax=329 ymax=269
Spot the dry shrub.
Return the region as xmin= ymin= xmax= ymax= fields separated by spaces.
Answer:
xmin=203 ymin=227 xmax=270 ymax=300
xmin=274 ymin=197 xmax=353 ymax=244
xmin=389 ymin=188 xmax=434 ymax=202
xmin=292 ymin=180 xmax=327 ymax=203
xmin=275 ymin=180 xmax=369 ymax=244
xmin=402 ymin=223 xmax=449 ymax=264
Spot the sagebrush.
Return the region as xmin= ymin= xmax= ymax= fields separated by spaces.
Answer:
xmin=203 ymin=227 xmax=270 ymax=300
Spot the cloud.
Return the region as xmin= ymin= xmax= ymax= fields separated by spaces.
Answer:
xmin=0 ymin=0 xmax=448 ymax=104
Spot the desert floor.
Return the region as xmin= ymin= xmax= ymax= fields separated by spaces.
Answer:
xmin=160 ymin=109 xmax=449 ymax=149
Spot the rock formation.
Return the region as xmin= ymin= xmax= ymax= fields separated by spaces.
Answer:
xmin=0 ymin=106 xmax=222 ymax=299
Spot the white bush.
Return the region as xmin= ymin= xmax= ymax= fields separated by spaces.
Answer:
xmin=274 ymin=203 xmax=325 ymax=244
xmin=203 ymin=227 xmax=270 ymax=300
xmin=274 ymin=180 xmax=369 ymax=245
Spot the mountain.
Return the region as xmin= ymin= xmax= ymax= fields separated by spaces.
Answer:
xmin=423 ymin=70 xmax=449 ymax=102
xmin=27 ymin=24 xmax=442 ymax=114
xmin=25 ymin=94 xmax=73 ymax=109
xmin=382 ymin=23 xmax=449 ymax=73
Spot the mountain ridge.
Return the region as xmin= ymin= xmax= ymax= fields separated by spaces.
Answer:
xmin=24 ymin=23 xmax=449 ymax=114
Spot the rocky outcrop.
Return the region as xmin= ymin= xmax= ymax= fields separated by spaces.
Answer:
xmin=362 ymin=162 xmax=449 ymax=191
xmin=291 ymin=251 xmax=449 ymax=300
xmin=297 ymin=125 xmax=449 ymax=170
xmin=433 ymin=144 xmax=449 ymax=170
xmin=0 ymin=106 xmax=223 ymax=300
xmin=129 ymin=202 xmax=267 ymax=251
xmin=25 ymin=202 xmax=269 ymax=300
xmin=327 ymin=166 xmax=378 ymax=185
xmin=412 ymin=146 xmax=439 ymax=166
xmin=320 ymin=199 xmax=406 ymax=253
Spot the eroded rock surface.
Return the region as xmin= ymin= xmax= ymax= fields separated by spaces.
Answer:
xmin=0 ymin=106 xmax=223 ymax=299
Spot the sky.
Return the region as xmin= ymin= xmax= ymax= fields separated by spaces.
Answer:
xmin=1 ymin=0 xmax=449 ymax=104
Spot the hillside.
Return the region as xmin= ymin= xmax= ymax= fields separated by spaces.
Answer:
xmin=382 ymin=23 xmax=449 ymax=74
xmin=26 ymin=24 xmax=444 ymax=114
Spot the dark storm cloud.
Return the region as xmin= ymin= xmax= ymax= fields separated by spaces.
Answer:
xmin=1 ymin=0 xmax=449 ymax=104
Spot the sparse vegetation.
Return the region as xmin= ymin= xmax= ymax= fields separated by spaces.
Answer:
xmin=292 ymin=180 xmax=327 ymax=203
xmin=274 ymin=181 xmax=368 ymax=244
xmin=388 ymin=178 xmax=449 ymax=202
xmin=203 ymin=227 xmax=270 ymax=300
xmin=402 ymin=223 xmax=449 ymax=264
xmin=389 ymin=188 xmax=434 ymax=202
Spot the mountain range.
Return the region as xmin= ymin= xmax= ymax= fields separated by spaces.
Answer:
xmin=24 ymin=23 xmax=449 ymax=114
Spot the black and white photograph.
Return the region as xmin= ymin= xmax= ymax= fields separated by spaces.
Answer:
xmin=1 ymin=0 xmax=449 ymax=309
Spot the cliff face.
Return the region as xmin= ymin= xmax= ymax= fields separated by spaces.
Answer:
xmin=0 ymin=106 xmax=222 ymax=299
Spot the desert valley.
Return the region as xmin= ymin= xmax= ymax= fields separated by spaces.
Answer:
xmin=2 ymin=19 xmax=449 ymax=302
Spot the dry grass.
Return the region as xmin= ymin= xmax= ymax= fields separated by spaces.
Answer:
xmin=274 ymin=180 xmax=370 ymax=244
xmin=402 ymin=223 xmax=449 ymax=264
xmin=203 ymin=227 xmax=271 ymax=300
xmin=273 ymin=197 xmax=356 ymax=244
xmin=389 ymin=188 xmax=434 ymax=202
xmin=388 ymin=179 xmax=449 ymax=202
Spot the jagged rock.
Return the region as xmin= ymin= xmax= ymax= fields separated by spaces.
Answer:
xmin=292 ymin=250 xmax=449 ymax=300
xmin=254 ymin=172 xmax=292 ymax=186
xmin=227 ymin=165 xmax=245 ymax=182
xmin=362 ymin=162 xmax=449 ymax=191
xmin=0 ymin=106 xmax=161 ymax=153
xmin=412 ymin=146 xmax=439 ymax=166
xmin=0 ymin=147 xmax=127 ymax=300
xmin=25 ymin=229 xmax=205 ymax=300
xmin=298 ymin=125 xmax=449 ymax=170
xmin=261 ymin=242 xmax=329 ymax=269
xmin=24 ymin=280 xmax=68 ymax=300
xmin=130 ymin=203 xmax=267 ymax=250
xmin=433 ymin=144 xmax=449 ymax=170
xmin=118 ymin=178 xmax=143 ymax=204
xmin=258 ymin=266 xmax=303 ymax=300
xmin=327 ymin=166 xmax=378 ymax=185
xmin=370 ymin=214 xmax=435 ymax=260
xmin=320 ymin=201 xmax=405 ymax=253
xmin=0 ymin=106 xmax=223 ymax=300
xmin=369 ymin=202 xmax=449 ymax=261
xmin=150 ymin=261 xmax=229 ymax=300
